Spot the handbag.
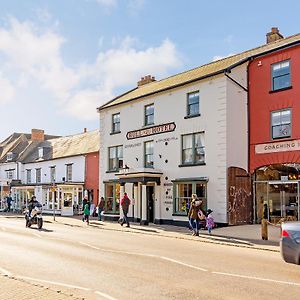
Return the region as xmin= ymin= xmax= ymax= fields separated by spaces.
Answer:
xmin=198 ymin=210 xmax=205 ymax=220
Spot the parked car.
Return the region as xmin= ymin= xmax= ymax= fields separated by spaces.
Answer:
xmin=280 ymin=221 xmax=300 ymax=265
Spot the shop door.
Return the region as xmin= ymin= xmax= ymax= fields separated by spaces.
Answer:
xmin=268 ymin=182 xmax=299 ymax=222
xmin=146 ymin=186 xmax=154 ymax=223
xmin=228 ymin=167 xmax=252 ymax=225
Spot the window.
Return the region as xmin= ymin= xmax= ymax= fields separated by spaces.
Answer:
xmin=6 ymin=170 xmax=14 ymax=180
xmin=187 ymin=91 xmax=199 ymax=116
xmin=6 ymin=152 xmax=13 ymax=161
xmin=144 ymin=141 xmax=154 ymax=168
xmin=66 ymin=164 xmax=72 ymax=182
xmin=50 ymin=166 xmax=56 ymax=183
xmin=271 ymin=109 xmax=291 ymax=139
xmin=26 ymin=169 xmax=32 ymax=184
xmin=174 ymin=181 xmax=207 ymax=215
xmin=105 ymin=183 xmax=120 ymax=213
xmin=108 ymin=146 xmax=123 ymax=171
xmin=182 ymin=133 xmax=205 ymax=165
xmin=145 ymin=104 xmax=154 ymax=126
xmin=36 ymin=168 xmax=41 ymax=183
xmin=272 ymin=60 xmax=291 ymax=91
xmin=112 ymin=113 xmax=120 ymax=133
xmin=38 ymin=147 xmax=44 ymax=159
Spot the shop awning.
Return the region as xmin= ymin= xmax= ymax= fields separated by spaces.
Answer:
xmin=172 ymin=177 xmax=209 ymax=182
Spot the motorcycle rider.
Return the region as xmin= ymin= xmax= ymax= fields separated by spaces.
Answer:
xmin=28 ymin=196 xmax=39 ymax=219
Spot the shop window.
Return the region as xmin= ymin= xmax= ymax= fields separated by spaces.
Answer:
xmin=173 ymin=181 xmax=207 ymax=215
xmin=272 ymin=60 xmax=291 ymax=91
xmin=112 ymin=113 xmax=120 ymax=133
xmin=181 ymin=132 xmax=205 ymax=165
xmin=144 ymin=141 xmax=154 ymax=168
xmin=271 ymin=109 xmax=291 ymax=139
xmin=108 ymin=145 xmax=123 ymax=171
xmin=145 ymin=104 xmax=154 ymax=126
xmin=105 ymin=183 xmax=120 ymax=213
xmin=187 ymin=91 xmax=199 ymax=117
xmin=36 ymin=168 xmax=41 ymax=184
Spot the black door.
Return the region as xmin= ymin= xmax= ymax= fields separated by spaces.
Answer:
xmin=146 ymin=186 xmax=154 ymax=223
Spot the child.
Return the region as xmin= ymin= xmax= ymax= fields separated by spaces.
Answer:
xmin=83 ymin=203 xmax=90 ymax=225
xmin=206 ymin=209 xmax=214 ymax=234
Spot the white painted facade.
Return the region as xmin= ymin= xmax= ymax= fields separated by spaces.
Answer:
xmin=99 ymin=64 xmax=248 ymax=225
xmin=10 ymin=155 xmax=85 ymax=215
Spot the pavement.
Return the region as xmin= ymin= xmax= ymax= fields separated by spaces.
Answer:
xmin=0 ymin=211 xmax=281 ymax=252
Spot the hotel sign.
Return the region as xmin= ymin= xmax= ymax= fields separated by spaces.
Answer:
xmin=255 ymin=139 xmax=300 ymax=154
xmin=126 ymin=122 xmax=176 ymax=140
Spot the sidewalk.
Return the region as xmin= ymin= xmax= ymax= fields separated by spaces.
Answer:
xmin=0 ymin=274 xmax=79 ymax=300
xmin=0 ymin=212 xmax=281 ymax=252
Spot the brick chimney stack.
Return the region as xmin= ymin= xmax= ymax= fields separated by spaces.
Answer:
xmin=31 ymin=129 xmax=45 ymax=142
xmin=137 ymin=75 xmax=156 ymax=87
xmin=266 ymin=27 xmax=283 ymax=44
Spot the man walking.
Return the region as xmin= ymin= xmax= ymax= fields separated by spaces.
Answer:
xmin=98 ymin=197 xmax=105 ymax=221
xmin=120 ymin=192 xmax=131 ymax=227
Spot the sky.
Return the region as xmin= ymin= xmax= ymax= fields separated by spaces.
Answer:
xmin=0 ymin=0 xmax=300 ymax=141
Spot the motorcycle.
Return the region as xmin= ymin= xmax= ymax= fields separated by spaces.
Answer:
xmin=25 ymin=203 xmax=43 ymax=229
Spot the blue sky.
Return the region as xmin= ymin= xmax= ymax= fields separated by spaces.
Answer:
xmin=0 ymin=0 xmax=300 ymax=141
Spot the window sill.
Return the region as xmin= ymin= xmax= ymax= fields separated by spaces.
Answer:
xmin=184 ymin=113 xmax=200 ymax=119
xmin=106 ymin=170 xmax=119 ymax=174
xmin=172 ymin=213 xmax=188 ymax=217
xmin=110 ymin=131 xmax=121 ymax=135
xmin=178 ymin=162 xmax=206 ymax=167
xmin=269 ymin=86 xmax=292 ymax=93
xmin=271 ymin=136 xmax=291 ymax=141
xmin=143 ymin=123 xmax=155 ymax=128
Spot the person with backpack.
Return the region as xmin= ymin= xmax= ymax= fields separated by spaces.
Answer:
xmin=188 ymin=195 xmax=202 ymax=236
xmin=120 ymin=192 xmax=131 ymax=227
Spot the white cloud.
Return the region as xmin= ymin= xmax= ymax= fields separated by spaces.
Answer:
xmin=95 ymin=0 xmax=117 ymax=7
xmin=127 ymin=0 xmax=145 ymax=16
xmin=0 ymin=74 xmax=14 ymax=104
xmin=212 ymin=53 xmax=235 ymax=62
xmin=0 ymin=17 xmax=182 ymax=121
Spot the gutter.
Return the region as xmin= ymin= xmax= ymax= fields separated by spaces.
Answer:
xmin=98 ymin=39 xmax=300 ymax=112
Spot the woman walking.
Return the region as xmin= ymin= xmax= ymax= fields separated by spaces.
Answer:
xmin=188 ymin=194 xmax=202 ymax=236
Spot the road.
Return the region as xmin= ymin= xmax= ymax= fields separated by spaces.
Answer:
xmin=0 ymin=217 xmax=299 ymax=300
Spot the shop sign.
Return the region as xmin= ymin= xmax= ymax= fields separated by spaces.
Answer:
xmin=255 ymin=139 xmax=300 ymax=154
xmin=126 ymin=122 xmax=176 ymax=140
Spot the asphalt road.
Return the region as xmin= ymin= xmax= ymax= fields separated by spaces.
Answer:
xmin=0 ymin=217 xmax=299 ymax=300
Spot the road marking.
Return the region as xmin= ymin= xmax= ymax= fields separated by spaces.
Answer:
xmin=212 ymin=271 xmax=300 ymax=287
xmin=160 ymin=256 xmax=208 ymax=272
xmin=0 ymin=267 xmax=11 ymax=276
xmin=32 ymin=232 xmax=42 ymax=238
xmin=95 ymin=291 xmax=118 ymax=300
xmin=79 ymin=241 xmax=207 ymax=272
xmin=19 ymin=276 xmax=91 ymax=291
xmin=79 ymin=241 xmax=100 ymax=250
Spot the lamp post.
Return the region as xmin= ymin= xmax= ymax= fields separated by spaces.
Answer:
xmin=52 ymin=181 xmax=56 ymax=221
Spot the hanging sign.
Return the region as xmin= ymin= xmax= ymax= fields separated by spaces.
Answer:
xmin=126 ymin=122 xmax=176 ymax=140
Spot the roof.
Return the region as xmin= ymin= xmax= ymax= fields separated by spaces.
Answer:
xmin=99 ymin=33 xmax=300 ymax=110
xmin=20 ymin=130 xmax=100 ymax=163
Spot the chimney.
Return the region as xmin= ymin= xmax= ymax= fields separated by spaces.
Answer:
xmin=266 ymin=27 xmax=283 ymax=44
xmin=31 ymin=129 xmax=45 ymax=142
xmin=83 ymin=128 xmax=87 ymax=133
xmin=137 ymin=75 xmax=156 ymax=87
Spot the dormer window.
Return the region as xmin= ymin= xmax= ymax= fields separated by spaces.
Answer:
xmin=6 ymin=152 xmax=13 ymax=161
xmin=38 ymin=147 xmax=44 ymax=159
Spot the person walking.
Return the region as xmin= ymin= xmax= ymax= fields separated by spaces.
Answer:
xmin=6 ymin=194 xmax=12 ymax=212
xmin=82 ymin=195 xmax=90 ymax=222
xmin=98 ymin=197 xmax=105 ymax=221
xmin=120 ymin=192 xmax=131 ymax=227
xmin=188 ymin=194 xmax=202 ymax=236
xmin=83 ymin=203 xmax=90 ymax=225
xmin=205 ymin=209 xmax=214 ymax=235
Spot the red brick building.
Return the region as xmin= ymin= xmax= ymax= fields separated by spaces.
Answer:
xmin=249 ymin=28 xmax=300 ymax=223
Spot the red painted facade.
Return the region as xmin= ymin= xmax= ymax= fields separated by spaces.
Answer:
xmin=85 ymin=152 xmax=99 ymax=205
xmin=249 ymin=45 xmax=300 ymax=173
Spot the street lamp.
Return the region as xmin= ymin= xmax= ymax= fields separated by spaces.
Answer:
xmin=51 ymin=181 xmax=56 ymax=221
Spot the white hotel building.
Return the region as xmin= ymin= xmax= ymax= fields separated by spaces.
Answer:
xmin=98 ymin=40 xmax=286 ymax=225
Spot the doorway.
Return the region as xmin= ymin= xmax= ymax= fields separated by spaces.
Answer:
xmin=146 ymin=186 xmax=154 ymax=223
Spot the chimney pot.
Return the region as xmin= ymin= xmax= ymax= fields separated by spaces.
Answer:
xmin=84 ymin=128 xmax=87 ymax=133
xmin=266 ymin=27 xmax=283 ymax=44
xmin=137 ymin=75 xmax=156 ymax=87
